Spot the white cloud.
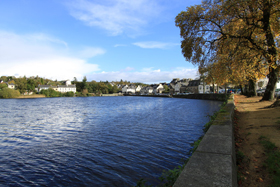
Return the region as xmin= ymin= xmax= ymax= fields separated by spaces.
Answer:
xmin=87 ymin=67 xmax=198 ymax=83
xmin=78 ymin=47 xmax=106 ymax=58
xmin=66 ymin=0 xmax=163 ymax=36
xmin=0 ymin=31 xmax=102 ymax=80
xmin=26 ymin=33 xmax=69 ymax=48
xmin=114 ymin=44 xmax=127 ymax=47
xmin=133 ymin=41 xmax=180 ymax=49
xmin=123 ymin=67 xmax=135 ymax=71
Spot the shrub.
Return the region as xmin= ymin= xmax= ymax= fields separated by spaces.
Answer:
xmin=64 ymin=91 xmax=74 ymax=97
xmin=40 ymin=88 xmax=61 ymax=97
xmin=0 ymin=88 xmax=20 ymax=98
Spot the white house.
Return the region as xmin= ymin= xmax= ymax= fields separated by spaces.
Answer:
xmin=127 ymin=85 xmax=136 ymax=94
xmin=140 ymin=86 xmax=153 ymax=94
xmin=122 ymin=85 xmax=128 ymax=93
xmin=38 ymin=80 xmax=76 ymax=93
xmin=7 ymin=83 xmax=15 ymax=89
xmin=256 ymin=78 xmax=269 ymax=90
xmin=146 ymin=87 xmax=154 ymax=94
xmin=0 ymin=80 xmax=15 ymax=89
xmin=257 ymin=77 xmax=280 ymax=90
xmin=152 ymin=84 xmax=164 ymax=94
xmin=198 ymin=84 xmax=210 ymax=93
xmin=135 ymin=85 xmax=142 ymax=93
xmin=122 ymin=85 xmax=136 ymax=94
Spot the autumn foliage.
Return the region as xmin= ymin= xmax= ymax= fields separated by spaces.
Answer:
xmin=176 ymin=0 xmax=279 ymax=100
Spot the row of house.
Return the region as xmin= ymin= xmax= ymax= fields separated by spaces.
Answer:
xmin=120 ymin=78 xmax=212 ymax=95
xmin=3 ymin=76 xmax=279 ymax=95
xmin=121 ymin=84 xmax=165 ymax=94
xmin=38 ymin=80 xmax=76 ymax=93
xmin=171 ymin=79 xmax=211 ymax=94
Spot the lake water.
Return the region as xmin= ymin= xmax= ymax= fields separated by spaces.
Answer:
xmin=0 ymin=96 xmax=222 ymax=186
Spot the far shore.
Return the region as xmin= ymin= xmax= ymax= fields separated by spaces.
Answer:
xmin=17 ymin=94 xmax=46 ymax=99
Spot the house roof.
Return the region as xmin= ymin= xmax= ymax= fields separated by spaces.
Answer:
xmin=188 ymin=80 xmax=200 ymax=87
xmin=38 ymin=85 xmax=53 ymax=88
xmin=57 ymin=85 xmax=76 ymax=88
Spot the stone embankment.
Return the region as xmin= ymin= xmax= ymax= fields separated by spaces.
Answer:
xmin=172 ymin=93 xmax=229 ymax=101
xmin=101 ymin=93 xmax=123 ymax=96
xmin=173 ymin=100 xmax=237 ymax=187
xmin=125 ymin=93 xmax=230 ymax=101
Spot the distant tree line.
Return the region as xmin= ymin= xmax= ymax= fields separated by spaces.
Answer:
xmin=0 ymin=75 xmax=65 ymax=94
xmin=0 ymin=75 xmax=149 ymax=98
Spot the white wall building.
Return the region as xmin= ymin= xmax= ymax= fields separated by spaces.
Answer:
xmin=38 ymin=79 xmax=76 ymax=93
xmin=135 ymin=85 xmax=142 ymax=93
xmin=256 ymin=77 xmax=280 ymax=90
xmin=198 ymin=83 xmax=210 ymax=93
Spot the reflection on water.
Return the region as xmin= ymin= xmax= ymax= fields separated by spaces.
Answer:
xmin=0 ymin=96 xmax=221 ymax=186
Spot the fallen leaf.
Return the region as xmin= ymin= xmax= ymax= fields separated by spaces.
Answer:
xmin=259 ymin=177 xmax=263 ymax=182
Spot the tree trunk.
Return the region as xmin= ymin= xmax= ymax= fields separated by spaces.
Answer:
xmin=239 ymin=84 xmax=244 ymax=95
xmin=244 ymin=84 xmax=248 ymax=96
xmin=262 ymin=68 xmax=278 ymax=100
xmin=261 ymin=0 xmax=278 ymax=100
xmin=248 ymin=79 xmax=257 ymax=97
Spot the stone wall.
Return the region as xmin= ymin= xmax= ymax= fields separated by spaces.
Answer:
xmin=173 ymin=101 xmax=237 ymax=187
xmin=101 ymin=93 xmax=123 ymax=96
xmin=124 ymin=93 xmax=230 ymax=101
xmin=172 ymin=93 xmax=230 ymax=101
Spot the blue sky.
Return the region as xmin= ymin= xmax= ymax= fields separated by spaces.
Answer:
xmin=0 ymin=0 xmax=201 ymax=83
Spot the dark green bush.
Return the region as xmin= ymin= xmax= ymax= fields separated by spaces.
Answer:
xmin=0 ymin=88 xmax=20 ymax=98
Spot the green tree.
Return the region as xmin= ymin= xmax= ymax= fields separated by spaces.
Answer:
xmin=40 ymin=88 xmax=62 ymax=97
xmin=82 ymin=76 xmax=88 ymax=90
xmin=15 ymin=77 xmax=27 ymax=93
xmin=0 ymin=76 xmax=8 ymax=82
xmin=107 ymin=84 xmax=113 ymax=93
xmin=0 ymin=83 xmax=7 ymax=89
xmin=0 ymin=88 xmax=20 ymax=98
xmin=163 ymin=85 xmax=170 ymax=93
xmin=27 ymin=79 xmax=36 ymax=92
xmin=112 ymin=85 xmax=119 ymax=93
xmin=65 ymin=91 xmax=75 ymax=97
xmin=98 ymin=82 xmax=108 ymax=94
xmin=175 ymin=0 xmax=280 ymax=100
xmin=88 ymin=81 xmax=98 ymax=93
xmin=72 ymin=77 xmax=78 ymax=85
xmin=40 ymin=78 xmax=44 ymax=85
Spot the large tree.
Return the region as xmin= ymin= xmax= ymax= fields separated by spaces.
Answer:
xmin=175 ymin=0 xmax=280 ymax=100
xmin=15 ymin=77 xmax=27 ymax=93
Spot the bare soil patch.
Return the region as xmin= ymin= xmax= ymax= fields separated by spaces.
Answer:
xmin=234 ymin=95 xmax=280 ymax=186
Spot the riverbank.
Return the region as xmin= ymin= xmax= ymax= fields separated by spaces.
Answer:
xmin=234 ymin=95 xmax=280 ymax=186
xmin=17 ymin=94 xmax=46 ymax=99
xmin=125 ymin=93 xmax=230 ymax=101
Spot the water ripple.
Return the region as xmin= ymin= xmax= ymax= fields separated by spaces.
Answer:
xmin=0 ymin=97 xmax=221 ymax=186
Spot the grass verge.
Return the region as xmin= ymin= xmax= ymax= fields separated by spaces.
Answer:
xmin=259 ymin=136 xmax=280 ymax=187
